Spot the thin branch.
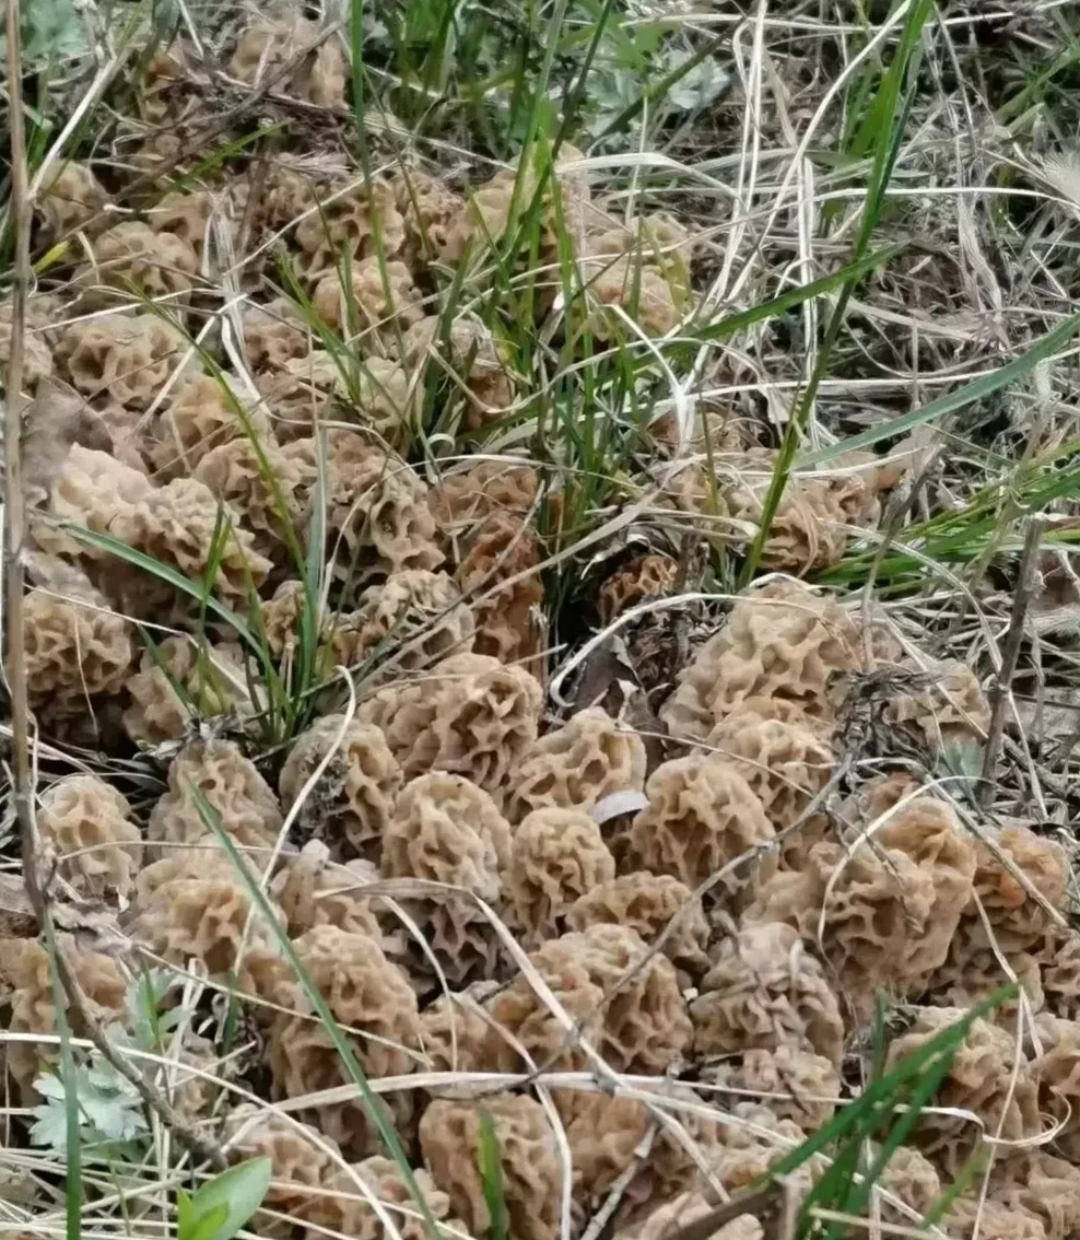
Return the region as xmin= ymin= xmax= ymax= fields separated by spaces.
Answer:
xmin=979 ymin=515 xmax=1044 ymax=805
xmin=5 ymin=0 xmax=32 ymax=830
xmin=2 ymin=0 xmax=225 ymax=1174
xmin=656 ymin=1182 xmax=784 ymax=1240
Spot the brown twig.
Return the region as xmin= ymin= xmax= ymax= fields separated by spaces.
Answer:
xmin=3 ymin=0 xmax=225 ymax=1173
xmin=979 ymin=515 xmax=1045 ymax=805
xmin=657 ymin=1182 xmax=784 ymax=1240
xmin=5 ymin=0 xmax=32 ymax=833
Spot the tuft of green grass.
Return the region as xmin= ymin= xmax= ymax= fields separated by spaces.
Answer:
xmin=770 ymin=986 xmax=1014 ymax=1240
xmin=740 ymin=0 xmax=936 ymax=587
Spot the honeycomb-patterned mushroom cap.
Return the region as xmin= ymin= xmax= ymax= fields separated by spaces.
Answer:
xmin=3 ymin=937 xmax=127 ymax=1103
xmin=660 ymin=581 xmax=861 ymax=741
xmin=24 ymin=582 xmax=135 ymax=712
xmin=1031 ymin=1015 xmax=1080 ymax=1160
xmin=418 ymin=981 xmax=503 ymax=1073
xmin=555 ymin=1087 xmax=716 ymax=1224
xmin=448 ymin=146 xmax=589 ymax=263
xmin=590 ymin=212 xmax=691 ymax=262
xmin=419 ymin=1093 xmax=561 ymax=1240
xmin=194 ymin=436 xmax=313 ymax=562
xmin=587 ymin=255 xmax=685 ymax=339
xmin=392 ymin=168 xmax=469 ymax=264
xmin=490 ymin=923 xmax=692 ymax=1074
xmin=148 ymin=189 xmax=230 ymax=258
xmin=304 ymin=1155 xmax=465 ymax=1240
xmin=991 ymin=1151 xmax=1080 ymax=1240
xmin=886 ymin=1007 xmax=1041 ymax=1176
xmin=383 ymin=772 xmax=512 ymax=986
xmin=972 ymin=825 xmax=1068 ymax=945
xmin=947 ymin=1198 xmax=1046 ymax=1240
xmin=745 ymin=838 xmax=944 ymax=1022
xmin=229 ymin=17 xmax=347 ymax=108
xmin=271 ymin=925 xmax=420 ymax=1082
xmin=38 ymin=774 xmax=141 ymax=902
xmin=0 ymin=297 xmax=55 ymax=387
xmin=598 ymin=553 xmax=679 ymax=625
xmin=384 ymin=773 xmax=511 ymax=896
xmin=225 ymin=1107 xmax=341 ymax=1239
xmin=269 ymin=926 xmax=420 ymax=1156
xmin=129 ymin=847 xmax=283 ymax=986
xmin=279 ymin=715 xmax=403 ymax=863
xmin=272 ymin=848 xmax=389 ymax=945
xmin=150 ymin=373 xmax=272 ymax=476
xmin=353 ymin=569 xmax=475 ymax=676
xmin=149 ymin=739 xmax=283 ymax=867
xmin=295 ymin=179 xmax=406 ymax=276
xmin=259 ymin=353 xmax=342 ymax=442
xmin=566 ymin=872 xmax=710 ymax=977
xmin=243 ymin=298 xmax=309 ymax=372
xmin=706 ymin=708 xmax=835 ymax=835
xmin=919 ymin=914 xmax=1044 ymax=1016
xmin=690 ymin=921 xmax=845 ymax=1064
xmin=318 ymin=431 xmax=442 ymax=577
xmin=123 ymin=635 xmax=253 ymax=746
xmin=628 ymin=753 xmax=775 ymax=901
xmin=456 ymin=512 xmax=544 ymax=665
xmin=359 ymin=652 xmax=542 ymax=799
xmin=719 ymin=475 xmax=852 ymax=576
xmin=78 ymin=220 xmax=198 ymax=306
xmin=876 ymin=795 xmax=977 ymax=977
xmin=705 ymin=1101 xmax=821 ymax=1198
xmin=508 ymin=707 xmax=647 ymax=824
xmin=878 ymin=1145 xmax=942 ymax=1218
xmin=508 ymin=807 xmax=615 ymax=943
xmin=428 ymin=459 xmax=538 ymax=533
xmin=38 ymin=162 xmax=106 ymax=237
xmin=1039 ymin=926 xmax=1080 ymax=1020
xmin=31 ymin=444 xmax=150 ymax=572
xmin=312 ymin=257 xmax=423 ymax=335
xmin=57 ymin=313 xmax=190 ymax=411
xmin=120 ymin=477 xmax=273 ymax=614
xmin=704 ymin=1044 xmax=841 ymax=1130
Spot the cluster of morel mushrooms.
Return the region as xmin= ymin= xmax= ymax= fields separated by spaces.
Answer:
xmin=1 ymin=14 xmax=1076 ymax=1240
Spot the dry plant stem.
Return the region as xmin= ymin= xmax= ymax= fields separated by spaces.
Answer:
xmin=655 ymin=1183 xmax=783 ymax=1240
xmin=979 ymin=516 xmax=1045 ymax=805
xmin=5 ymin=0 xmax=31 ymax=830
xmin=1 ymin=20 xmax=222 ymax=1169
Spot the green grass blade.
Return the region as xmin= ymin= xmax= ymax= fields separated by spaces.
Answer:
xmin=739 ymin=0 xmax=936 ymax=586
xmin=768 ymin=985 xmax=1014 ymax=1183
xmin=478 ymin=1113 xmax=510 ymax=1240
xmin=60 ymin=527 xmax=265 ymax=654
xmin=187 ymin=788 xmax=442 ymax=1240
xmin=696 ymin=243 xmax=904 ymax=341
xmin=802 ymin=308 xmax=1080 ymax=464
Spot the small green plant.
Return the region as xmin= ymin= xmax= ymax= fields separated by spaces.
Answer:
xmin=30 ymin=1059 xmax=147 ymax=1157
xmin=768 ymin=987 xmax=1014 ymax=1240
xmin=8 ymin=0 xmax=91 ymax=62
xmin=30 ymin=969 xmax=181 ymax=1158
xmin=176 ymin=1158 xmax=273 ymax=1240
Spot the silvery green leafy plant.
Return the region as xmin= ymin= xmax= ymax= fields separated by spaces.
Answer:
xmin=30 ymin=968 xmax=182 ymax=1159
